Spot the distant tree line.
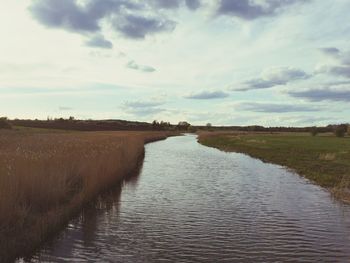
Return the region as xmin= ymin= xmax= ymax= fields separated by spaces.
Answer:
xmin=11 ymin=117 xmax=156 ymax=131
xmin=152 ymin=120 xmax=171 ymax=130
xmin=3 ymin=116 xmax=350 ymax=136
xmin=309 ymin=124 xmax=349 ymax=137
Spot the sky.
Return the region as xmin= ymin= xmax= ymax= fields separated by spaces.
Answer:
xmin=0 ymin=0 xmax=350 ymax=126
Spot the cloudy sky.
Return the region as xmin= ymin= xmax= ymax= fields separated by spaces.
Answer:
xmin=1 ymin=0 xmax=349 ymax=126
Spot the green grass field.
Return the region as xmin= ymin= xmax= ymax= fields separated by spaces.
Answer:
xmin=198 ymin=132 xmax=350 ymax=201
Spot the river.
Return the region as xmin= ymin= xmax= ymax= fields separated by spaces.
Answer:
xmin=25 ymin=135 xmax=350 ymax=262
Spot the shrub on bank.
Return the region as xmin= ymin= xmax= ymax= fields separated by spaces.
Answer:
xmin=310 ymin=127 xmax=318 ymax=136
xmin=0 ymin=117 xmax=12 ymax=129
xmin=335 ymin=125 xmax=347 ymax=137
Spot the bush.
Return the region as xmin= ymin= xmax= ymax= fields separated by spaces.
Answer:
xmin=0 ymin=117 xmax=12 ymax=129
xmin=188 ymin=126 xmax=197 ymax=133
xmin=335 ymin=125 xmax=347 ymax=137
xmin=310 ymin=127 xmax=318 ymax=136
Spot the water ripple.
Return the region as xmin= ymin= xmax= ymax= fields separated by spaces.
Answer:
xmin=27 ymin=135 xmax=350 ymax=262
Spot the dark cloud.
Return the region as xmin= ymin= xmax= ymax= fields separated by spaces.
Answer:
xmin=124 ymin=101 xmax=163 ymax=108
xmin=236 ymin=67 xmax=310 ymax=91
xmin=288 ymin=88 xmax=350 ymax=102
xmin=86 ymin=0 xmax=141 ymax=19
xmin=59 ymin=106 xmax=73 ymax=111
xmin=318 ymin=47 xmax=350 ymax=78
xmin=325 ymin=80 xmax=350 ymax=86
xmin=320 ymin=47 xmax=350 ymax=63
xmin=129 ymin=107 xmax=165 ymax=116
xmin=317 ymin=65 xmax=350 ymax=79
xmin=29 ymin=0 xmax=103 ymax=32
xmin=240 ymin=78 xmax=285 ymax=90
xmin=328 ymin=66 xmax=350 ymax=78
xmin=123 ymin=100 xmax=164 ymax=116
xmin=185 ymin=90 xmax=229 ymax=99
xmin=236 ymin=102 xmax=321 ymax=113
xmin=320 ymin=47 xmax=340 ymax=56
xmin=185 ymin=0 xmax=201 ymax=10
xmin=342 ymin=55 xmax=350 ymax=66
xmin=126 ymin=60 xmax=156 ymax=72
xmin=152 ymin=0 xmax=181 ymax=9
xmin=151 ymin=0 xmax=201 ymax=10
xmin=113 ymin=14 xmax=176 ymax=39
xmin=85 ymin=35 xmax=113 ymax=49
xmin=217 ymin=0 xmax=307 ymax=20
xmin=30 ymin=0 xmax=178 ymax=42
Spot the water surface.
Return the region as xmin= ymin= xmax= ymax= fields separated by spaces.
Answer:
xmin=28 ymin=135 xmax=350 ymax=262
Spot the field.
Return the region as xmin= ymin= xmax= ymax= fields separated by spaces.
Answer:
xmin=198 ymin=132 xmax=350 ymax=202
xmin=0 ymin=128 xmax=175 ymax=262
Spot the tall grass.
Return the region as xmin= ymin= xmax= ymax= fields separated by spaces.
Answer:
xmin=0 ymin=130 xmax=172 ymax=262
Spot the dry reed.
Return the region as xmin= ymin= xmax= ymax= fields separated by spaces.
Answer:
xmin=0 ymin=130 xmax=172 ymax=262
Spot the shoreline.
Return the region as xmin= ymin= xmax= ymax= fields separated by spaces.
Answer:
xmin=197 ymin=132 xmax=350 ymax=204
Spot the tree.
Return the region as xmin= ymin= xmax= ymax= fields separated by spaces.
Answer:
xmin=335 ymin=125 xmax=347 ymax=137
xmin=160 ymin=121 xmax=170 ymax=128
xmin=0 ymin=117 xmax=12 ymax=129
xmin=177 ymin=121 xmax=191 ymax=130
xmin=55 ymin=117 xmax=65 ymax=122
xmin=152 ymin=120 xmax=159 ymax=128
xmin=206 ymin=122 xmax=213 ymax=131
xmin=310 ymin=126 xmax=318 ymax=136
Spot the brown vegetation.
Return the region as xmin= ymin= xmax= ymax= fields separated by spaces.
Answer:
xmin=0 ymin=130 xmax=174 ymax=262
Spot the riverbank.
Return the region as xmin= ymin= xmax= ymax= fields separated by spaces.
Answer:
xmin=198 ymin=132 xmax=350 ymax=202
xmin=31 ymin=133 xmax=350 ymax=262
xmin=0 ymin=129 xmax=177 ymax=262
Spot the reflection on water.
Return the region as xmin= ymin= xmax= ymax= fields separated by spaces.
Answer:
xmin=27 ymin=135 xmax=350 ymax=262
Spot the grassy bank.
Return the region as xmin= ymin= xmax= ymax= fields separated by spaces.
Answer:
xmin=198 ymin=132 xmax=350 ymax=202
xmin=0 ymin=129 xmax=175 ymax=262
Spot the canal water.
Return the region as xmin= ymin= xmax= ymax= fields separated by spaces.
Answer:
xmin=27 ymin=135 xmax=350 ymax=262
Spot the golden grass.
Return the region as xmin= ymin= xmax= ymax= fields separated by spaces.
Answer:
xmin=319 ymin=153 xmax=336 ymax=161
xmin=0 ymin=130 xmax=174 ymax=262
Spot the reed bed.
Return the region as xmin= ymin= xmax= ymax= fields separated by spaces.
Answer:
xmin=0 ymin=130 xmax=172 ymax=262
